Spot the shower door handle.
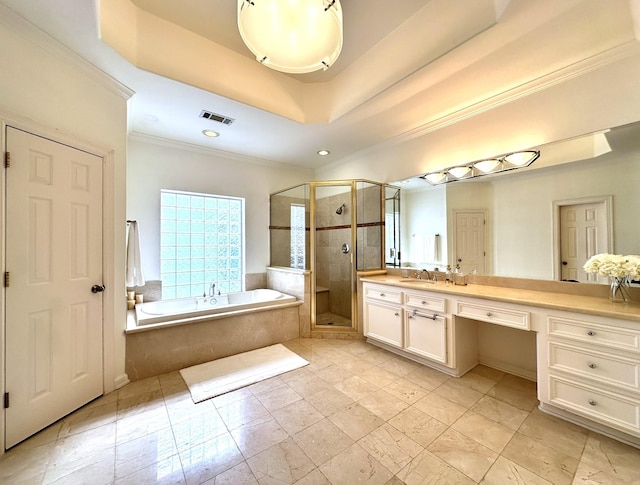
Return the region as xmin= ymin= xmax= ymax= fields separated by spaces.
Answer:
xmin=342 ymin=243 xmax=350 ymax=254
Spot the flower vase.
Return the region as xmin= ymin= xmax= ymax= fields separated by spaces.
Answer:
xmin=610 ymin=276 xmax=630 ymax=302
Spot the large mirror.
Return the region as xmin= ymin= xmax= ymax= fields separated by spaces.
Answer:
xmin=394 ymin=120 xmax=640 ymax=283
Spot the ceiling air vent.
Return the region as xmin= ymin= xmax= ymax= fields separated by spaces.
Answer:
xmin=200 ymin=110 xmax=235 ymax=125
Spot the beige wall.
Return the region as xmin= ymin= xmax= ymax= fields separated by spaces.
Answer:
xmin=126 ymin=137 xmax=313 ymax=281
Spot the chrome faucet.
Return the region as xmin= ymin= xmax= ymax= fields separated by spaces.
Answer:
xmin=415 ymin=269 xmax=433 ymax=280
xmin=414 ymin=269 xmax=437 ymax=283
xmin=209 ymin=282 xmax=216 ymax=297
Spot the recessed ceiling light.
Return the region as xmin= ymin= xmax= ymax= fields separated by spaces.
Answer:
xmin=317 ymin=149 xmax=330 ymax=156
xmin=202 ymin=130 xmax=219 ymax=138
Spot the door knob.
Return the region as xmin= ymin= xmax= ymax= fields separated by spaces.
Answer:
xmin=91 ymin=284 xmax=105 ymax=293
xmin=562 ymin=261 xmax=568 ymax=265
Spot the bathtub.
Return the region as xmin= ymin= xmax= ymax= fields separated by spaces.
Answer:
xmin=134 ymin=288 xmax=297 ymax=326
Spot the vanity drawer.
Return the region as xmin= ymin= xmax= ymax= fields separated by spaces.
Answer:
xmin=363 ymin=284 xmax=402 ymax=305
xmin=549 ymin=376 xmax=640 ymax=434
xmin=405 ymin=292 xmax=446 ymax=313
xmin=548 ymin=342 xmax=640 ymax=391
xmin=456 ymin=300 xmax=530 ymax=330
xmin=547 ymin=316 xmax=640 ymax=353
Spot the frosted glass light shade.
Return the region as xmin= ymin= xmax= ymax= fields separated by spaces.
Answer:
xmin=238 ymin=0 xmax=343 ymax=74
xmin=504 ymin=150 xmax=539 ymax=167
xmin=474 ymin=159 xmax=501 ymax=173
xmin=424 ymin=172 xmax=448 ymax=184
xmin=447 ymin=166 xmax=472 ymax=179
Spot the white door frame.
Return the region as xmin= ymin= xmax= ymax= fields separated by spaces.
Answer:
xmin=0 ymin=113 xmax=117 ymax=453
xmin=552 ymin=195 xmax=613 ymax=281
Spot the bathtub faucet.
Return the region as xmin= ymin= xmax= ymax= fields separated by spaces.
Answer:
xmin=209 ymin=282 xmax=216 ymax=297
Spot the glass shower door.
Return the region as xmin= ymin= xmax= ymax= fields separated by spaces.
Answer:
xmin=313 ymin=183 xmax=353 ymax=328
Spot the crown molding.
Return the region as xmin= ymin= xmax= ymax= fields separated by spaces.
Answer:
xmin=0 ymin=3 xmax=134 ymax=100
xmin=128 ymin=131 xmax=312 ymax=173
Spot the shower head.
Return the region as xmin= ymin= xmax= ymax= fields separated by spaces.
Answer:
xmin=336 ymin=203 xmax=346 ymax=215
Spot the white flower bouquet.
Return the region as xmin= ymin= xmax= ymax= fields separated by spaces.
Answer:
xmin=583 ymin=253 xmax=640 ymax=278
xmin=583 ymin=253 xmax=640 ymax=302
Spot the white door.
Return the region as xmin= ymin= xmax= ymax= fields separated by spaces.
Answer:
xmin=5 ymin=127 xmax=104 ymax=448
xmin=560 ymin=202 xmax=609 ymax=282
xmin=454 ymin=211 xmax=485 ymax=274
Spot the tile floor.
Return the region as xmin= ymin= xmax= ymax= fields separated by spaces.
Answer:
xmin=316 ymin=312 xmax=352 ymax=327
xmin=1 ymin=337 xmax=640 ymax=484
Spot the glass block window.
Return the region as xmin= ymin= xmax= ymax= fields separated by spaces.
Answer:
xmin=290 ymin=204 xmax=305 ymax=269
xmin=160 ymin=189 xmax=244 ymax=299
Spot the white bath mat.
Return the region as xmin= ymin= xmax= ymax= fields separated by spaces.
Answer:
xmin=179 ymin=343 xmax=309 ymax=403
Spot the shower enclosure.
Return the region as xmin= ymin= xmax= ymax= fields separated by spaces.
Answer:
xmin=270 ymin=180 xmax=400 ymax=333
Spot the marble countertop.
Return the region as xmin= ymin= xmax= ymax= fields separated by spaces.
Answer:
xmin=361 ymin=275 xmax=640 ymax=323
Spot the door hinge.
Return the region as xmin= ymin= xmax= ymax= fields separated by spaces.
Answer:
xmin=4 ymin=151 xmax=10 ymax=168
xmin=3 ymin=392 xmax=8 ymax=409
xmin=4 ymin=272 xmax=9 ymax=287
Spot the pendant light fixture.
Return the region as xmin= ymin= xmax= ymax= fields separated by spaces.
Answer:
xmin=237 ymin=0 xmax=343 ymax=74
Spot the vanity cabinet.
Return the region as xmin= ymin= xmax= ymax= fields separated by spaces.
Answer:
xmin=404 ymin=310 xmax=447 ymax=363
xmin=362 ymin=284 xmax=403 ymax=348
xmin=404 ymin=290 xmax=448 ymax=363
xmin=539 ymin=311 xmax=640 ymax=438
xmin=362 ymin=275 xmax=640 ymax=446
xmin=363 ymin=283 xmax=477 ymax=374
xmin=456 ymin=298 xmax=530 ymax=330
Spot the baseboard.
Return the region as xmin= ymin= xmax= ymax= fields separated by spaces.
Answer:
xmin=366 ymin=338 xmax=461 ymax=377
xmin=539 ymin=402 xmax=640 ymax=449
xmin=114 ymin=373 xmax=130 ymax=390
xmin=478 ymin=355 xmax=537 ymax=382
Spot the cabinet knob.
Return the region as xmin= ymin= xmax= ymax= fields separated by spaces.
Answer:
xmin=587 ymin=362 xmax=597 ymax=369
xmin=588 ymin=399 xmax=597 ymax=406
xmin=486 ymin=312 xmax=492 ymax=317
xmin=380 ymin=293 xmax=385 ymax=297
xmin=421 ymin=300 xmax=427 ymax=305
xmin=586 ymin=330 xmax=595 ymax=337
xmin=394 ymin=312 xmax=400 ymax=317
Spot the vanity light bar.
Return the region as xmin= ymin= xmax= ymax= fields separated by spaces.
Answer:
xmin=421 ymin=150 xmax=540 ymax=185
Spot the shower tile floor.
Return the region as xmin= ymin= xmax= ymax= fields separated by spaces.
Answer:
xmin=2 ymin=338 xmax=640 ymax=484
xmin=316 ymin=312 xmax=351 ymax=327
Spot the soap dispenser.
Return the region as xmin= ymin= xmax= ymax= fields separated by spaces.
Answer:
xmin=445 ymin=265 xmax=452 ymax=286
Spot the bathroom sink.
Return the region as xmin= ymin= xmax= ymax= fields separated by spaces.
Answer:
xmin=399 ymin=278 xmax=435 ymax=284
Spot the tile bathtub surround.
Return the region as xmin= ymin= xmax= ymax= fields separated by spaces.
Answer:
xmin=125 ymin=307 xmax=301 ymax=380
xmin=2 ymin=339 xmax=640 ymax=484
